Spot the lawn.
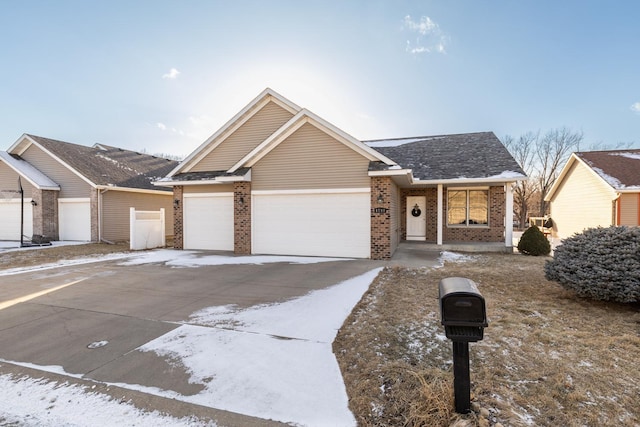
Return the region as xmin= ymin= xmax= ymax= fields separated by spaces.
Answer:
xmin=334 ymin=253 xmax=640 ymax=427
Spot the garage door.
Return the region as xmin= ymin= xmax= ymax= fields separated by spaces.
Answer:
xmin=183 ymin=193 xmax=234 ymax=250
xmin=0 ymin=199 xmax=33 ymax=240
xmin=252 ymin=191 xmax=370 ymax=258
xmin=59 ymin=198 xmax=91 ymax=241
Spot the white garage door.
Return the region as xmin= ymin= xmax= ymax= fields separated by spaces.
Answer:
xmin=0 ymin=199 xmax=33 ymax=240
xmin=252 ymin=191 xmax=371 ymax=258
xmin=183 ymin=193 xmax=234 ymax=251
xmin=59 ymin=198 xmax=91 ymax=241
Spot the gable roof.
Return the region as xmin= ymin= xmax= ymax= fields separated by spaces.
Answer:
xmin=0 ymin=151 xmax=60 ymax=190
xmin=365 ymin=132 xmax=526 ymax=183
xmin=546 ymin=149 xmax=640 ymax=200
xmin=9 ymin=134 xmax=178 ymax=191
xmin=168 ymin=88 xmax=302 ymax=177
xmin=228 ymin=108 xmax=396 ymax=173
xmin=576 ymin=150 xmax=640 ymax=190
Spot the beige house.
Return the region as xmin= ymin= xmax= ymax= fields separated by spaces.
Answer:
xmin=545 ymin=150 xmax=640 ymax=239
xmin=0 ymin=135 xmax=177 ymax=242
xmin=157 ymin=88 xmax=526 ymax=260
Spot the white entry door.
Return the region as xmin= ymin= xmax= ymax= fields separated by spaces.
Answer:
xmin=406 ymin=196 xmax=426 ymax=240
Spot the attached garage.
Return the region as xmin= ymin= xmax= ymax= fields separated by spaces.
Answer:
xmin=183 ymin=193 xmax=234 ymax=250
xmin=0 ymin=198 xmax=33 ymax=240
xmin=252 ymin=190 xmax=371 ymax=258
xmin=59 ymin=198 xmax=91 ymax=241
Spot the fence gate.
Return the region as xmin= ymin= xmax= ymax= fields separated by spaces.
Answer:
xmin=130 ymin=208 xmax=165 ymax=250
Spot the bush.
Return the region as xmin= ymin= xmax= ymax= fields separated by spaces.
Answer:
xmin=544 ymin=226 xmax=640 ymax=303
xmin=517 ymin=226 xmax=551 ymax=256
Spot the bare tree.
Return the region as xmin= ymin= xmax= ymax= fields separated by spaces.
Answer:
xmin=503 ymin=127 xmax=583 ymax=225
xmin=535 ymin=128 xmax=582 ymax=216
xmin=503 ymin=132 xmax=539 ymax=228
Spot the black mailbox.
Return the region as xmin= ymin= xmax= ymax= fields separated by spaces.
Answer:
xmin=439 ymin=277 xmax=488 ymax=342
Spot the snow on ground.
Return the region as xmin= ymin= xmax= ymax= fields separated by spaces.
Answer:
xmin=0 ymin=373 xmax=214 ymax=427
xmin=437 ymin=251 xmax=474 ymax=266
xmin=0 ymin=240 xmax=87 ymax=252
xmin=120 ymin=249 xmax=350 ymax=267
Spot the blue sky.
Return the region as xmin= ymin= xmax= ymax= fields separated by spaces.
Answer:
xmin=1 ymin=1 xmax=639 ymax=157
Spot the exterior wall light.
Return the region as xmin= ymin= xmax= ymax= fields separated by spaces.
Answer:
xmin=377 ymin=194 xmax=384 ymax=204
xmin=31 ymin=200 xmax=38 ymax=206
xmin=173 ymin=199 xmax=180 ymax=207
xmin=238 ymin=196 xmax=245 ymax=205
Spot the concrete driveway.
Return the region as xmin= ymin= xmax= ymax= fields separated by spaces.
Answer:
xmin=0 ymin=252 xmax=388 ymax=426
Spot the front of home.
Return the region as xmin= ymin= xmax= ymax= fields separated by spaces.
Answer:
xmin=546 ymin=150 xmax=640 ymax=239
xmin=0 ymin=135 xmax=178 ymax=243
xmin=156 ymin=88 xmax=526 ymax=260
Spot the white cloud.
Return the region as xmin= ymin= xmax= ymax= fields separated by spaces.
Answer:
xmin=156 ymin=122 xmax=167 ymax=131
xmin=403 ymin=15 xmax=449 ymax=55
xmin=631 ymin=102 xmax=640 ymax=114
xmin=162 ymin=68 xmax=181 ymax=79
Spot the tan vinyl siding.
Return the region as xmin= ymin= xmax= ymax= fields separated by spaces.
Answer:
xmin=21 ymin=144 xmax=91 ymax=198
xmin=549 ymin=161 xmax=616 ymax=239
xmin=390 ymin=182 xmax=400 ymax=253
xmin=252 ymin=123 xmax=370 ymax=191
xmin=101 ymin=191 xmax=174 ymax=242
xmin=0 ymin=162 xmax=36 ymax=196
xmin=191 ymin=101 xmax=295 ymax=172
xmin=619 ymin=193 xmax=639 ymax=226
xmin=183 ymin=184 xmax=234 ymax=194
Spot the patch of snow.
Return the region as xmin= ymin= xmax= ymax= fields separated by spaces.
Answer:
xmin=435 ymin=251 xmax=474 ymax=267
xmin=0 ymin=252 xmax=135 ymax=277
xmin=365 ymin=136 xmax=444 ymax=147
xmin=120 ymin=249 xmax=350 ymax=268
xmin=0 ymin=373 xmax=214 ymax=426
xmin=592 ymin=166 xmax=624 ymax=189
xmin=486 ymin=170 xmax=527 ymax=179
xmin=609 ymin=152 xmax=640 ymax=160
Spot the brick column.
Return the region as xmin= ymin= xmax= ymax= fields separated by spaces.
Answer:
xmin=370 ymin=176 xmax=392 ymax=260
xmin=32 ymin=189 xmax=58 ymax=240
xmin=173 ymin=186 xmax=184 ymax=249
xmin=90 ymin=189 xmax=99 ymax=242
xmin=234 ymin=182 xmax=251 ymax=255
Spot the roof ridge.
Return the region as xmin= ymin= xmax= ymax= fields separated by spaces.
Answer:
xmin=363 ymin=131 xmax=493 ymax=143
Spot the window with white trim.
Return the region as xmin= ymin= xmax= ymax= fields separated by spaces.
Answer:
xmin=447 ymin=188 xmax=489 ymax=226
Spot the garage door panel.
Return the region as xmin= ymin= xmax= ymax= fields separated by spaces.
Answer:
xmin=183 ymin=194 xmax=234 ymax=251
xmin=59 ymin=199 xmax=91 ymax=241
xmin=0 ymin=199 xmax=33 ymax=240
xmin=253 ymin=193 xmax=370 ymax=258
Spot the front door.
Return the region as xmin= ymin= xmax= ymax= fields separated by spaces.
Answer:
xmin=406 ymin=196 xmax=426 ymax=240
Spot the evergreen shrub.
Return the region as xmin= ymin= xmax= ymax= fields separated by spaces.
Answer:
xmin=544 ymin=226 xmax=640 ymax=303
xmin=517 ymin=225 xmax=551 ymax=256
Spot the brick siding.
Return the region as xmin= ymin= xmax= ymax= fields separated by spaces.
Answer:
xmin=173 ymin=186 xmax=184 ymax=249
xmin=31 ymin=189 xmax=58 ymax=240
xmin=370 ymin=176 xmax=392 ymax=260
xmin=234 ymin=182 xmax=251 ymax=254
xmin=400 ymin=185 xmax=505 ymax=243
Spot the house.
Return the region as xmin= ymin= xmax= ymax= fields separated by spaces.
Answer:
xmin=0 ymin=134 xmax=178 ymax=242
xmin=545 ymin=149 xmax=640 ymax=239
xmin=156 ymin=88 xmax=526 ymax=260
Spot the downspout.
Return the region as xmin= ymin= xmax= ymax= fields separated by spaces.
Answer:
xmin=613 ymin=193 xmax=621 ymax=226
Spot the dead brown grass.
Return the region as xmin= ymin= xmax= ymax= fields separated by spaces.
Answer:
xmin=334 ymin=254 xmax=640 ymax=426
xmin=0 ymin=243 xmax=131 ymax=271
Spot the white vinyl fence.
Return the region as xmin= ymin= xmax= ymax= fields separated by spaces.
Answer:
xmin=130 ymin=208 xmax=165 ymax=250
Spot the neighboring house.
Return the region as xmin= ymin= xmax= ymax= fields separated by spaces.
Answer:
xmin=545 ymin=149 xmax=640 ymax=239
xmin=0 ymin=134 xmax=178 ymax=242
xmin=157 ymin=88 xmax=526 ymax=260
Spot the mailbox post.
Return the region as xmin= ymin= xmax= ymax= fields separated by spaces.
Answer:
xmin=439 ymin=277 xmax=488 ymax=414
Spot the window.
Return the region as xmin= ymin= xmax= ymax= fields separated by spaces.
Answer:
xmin=447 ymin=189 xmax=489 ymax=226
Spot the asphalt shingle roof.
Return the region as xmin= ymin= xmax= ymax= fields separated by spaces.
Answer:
xmin=365 ymin=132 xmax=526 ymax=181
xmin=27 ymin=135 xmax=178 ymax=191
xmin=576 ymin=149 xmax=640 ymax=190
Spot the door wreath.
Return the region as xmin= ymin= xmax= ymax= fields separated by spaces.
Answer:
xmin=411 ymin=204 xmax=422 ymax=217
